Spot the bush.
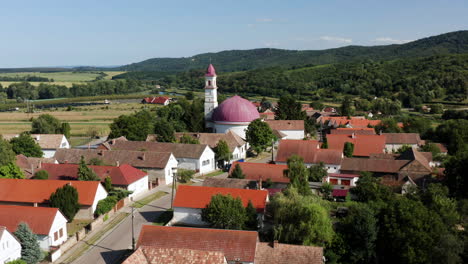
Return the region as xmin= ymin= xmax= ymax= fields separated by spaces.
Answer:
xmin=95 ymin=196 xmax=118 ymax=216
xmin=33 ymin=170 xmax=49 ymax=180
xmin=177 ymin=169 xmax=195 ymax=183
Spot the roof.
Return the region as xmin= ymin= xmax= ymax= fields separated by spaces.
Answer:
xmin=142 ymin=96 xmax=170 ymax=104
xmin=383 ymin=133 xmax=422 ymax=144
xmin=330 ymin=128 xmax=376 ymax=135
xmin=100 ymin=141 xmax=210 ymax=159
xmin=0 ymin=178 xmax=101 ymax=206
xmin=54 ymin=149 xmax=172 ymax=169
xmin=15 ymin=154 xmax=56 ymax=178
xmin=255 ymin=241 xmax=323 ymax=264
xmin=137 ymin=225 xmax=258 ymax=263
xmin=398 ymin=149 xmax=433 ymax=172
xmin=3 ymin=134 xmax=66 ymax=149
xmin=340 ymin=158 xmax=407 ymax=173
xmin=328 ymin=173 xmax=360 ymax=179
xmin=212 ymin=96 xmax=260 ymax=123
xmin=229 ymin=162 xmax=289 ymax=183
xmin=332 ymin=189 xmax=349 ymax=197
xmin=0 ymin=205 xmax=61 ymax=235
xmin=276 ymin=140 xmax=342 ymax=165
xmin=205 ymin=64 xmax=217 ymax=77
xmin=202 ymin=178 xmax=254 ymax=189
xmin=319 ymin=116 xmax=381 ymax=128
xmin=173 ymin=185 xmax=268 ymax=212
xmin=40 ymin=163 xmax=147 ymax=186
xmin=326 ymin=134 xmax=386 ymax=157
xmin=123 ymin=246 xmax=226 ymax=264
xmin=173 ymin=131 xmax=246 ymax=152
xmin=265 ymin=120 xmax=305 ymax=131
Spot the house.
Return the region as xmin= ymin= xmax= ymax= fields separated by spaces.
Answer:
xmin=141 ymin=96 xmax=171 ymax=105
xmin=383 ymin=133 xmax=422 ymax=153
xmin=99 ymin=140 xmax=216 ymax=174
xmin=54 ymin=149 xmax=177 ymax=186
xmin=137 ymin=225 xmax=259 ymax=264
xmin=0 ymin=205 xmax=67 ymax=251
xmin=123 ymin=246 xmax=228 ymax=264
xmin=255 ymin=241 xmax=323 ymax=264
xmin=326 ymin=134 xmax=386 ymax=157
xmin=0 ymin=226 xmax=21 ymax=264
xmin=259 ymin=109 xmax=275 ymax=120
xmin=202 ymin=178 xmax=256 ymax=189
xmin=330 ymin=127 xmax=376 ymax=135
xmin=0 ymin=179 xmax=107 ymax=220
xmin=3 ymin=134 xmax=70 ymax=158
xmin=275 ymin=140 xmax=343 ymax=173
xmin=318 ymin=116 xmax=381 ymax=129
xmin=39 ymin=163 xmax=149 ymax=198
xmin=265 ymin=120 xmax=305 ymax=139
xmin=229 ymin=162 xmax=289 ymax=187
xmin=325 ymin=173 xmax=360 ymax=187
xmin=15 ymin=154 xmax=56 ymax=178
xmin=171 ymin=185 xmax=268 ymax=226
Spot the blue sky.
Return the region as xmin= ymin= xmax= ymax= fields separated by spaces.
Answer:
xmin=1 ymin=0 xmax=466 ymax=67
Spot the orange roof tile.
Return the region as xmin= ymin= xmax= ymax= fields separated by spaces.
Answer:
xmin=123 ymin=246 xmax=227 ymax=264
xmin=229 ymin=162 xmax=289 ymax=183
xmin=330 ymin=127 xmax=376 ymax=135
xmin=276 ymin=140 xmax=342 ymax=164
xmin=0 ymin=205 xmax=61 ymax=235
xmin=326 ymin=134 xmax=386 ymax=157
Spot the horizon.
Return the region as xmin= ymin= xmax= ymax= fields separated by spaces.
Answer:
xmin=1 ymin=0 xmax=467 ymax=68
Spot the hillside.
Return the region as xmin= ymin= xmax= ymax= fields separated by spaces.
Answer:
xmin=120 ymin=30 xmax=468 ymax=72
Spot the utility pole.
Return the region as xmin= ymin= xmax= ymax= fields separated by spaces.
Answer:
xmin=170 ymin=167 xmax=177 ymax=209
xmin=271 ymin=139 xmax=275 ymax=163
xmin=131 ymin=206 xmax=135 ymax=251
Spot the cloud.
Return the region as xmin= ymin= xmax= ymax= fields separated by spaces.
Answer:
xmin=373 ymin=37 xmax=413 ymax=44
xmin=256 ymin=18 xmax=273 ymax=23
xmin=319 ymin=36 xmax=353 ymax=44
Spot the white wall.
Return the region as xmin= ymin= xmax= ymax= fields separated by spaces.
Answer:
xmin=172 ymin=207 xmax=208 ymax=226
xmin=60 ymin=135 xmax=70 ymax=149
xmin=92 ymin=184 xmax=108 ymax=213
xmin=278 ymin=130 xmax=305 ymax=140
xmin=37 ymin=235 xmax=49 ymax=251
xmin=326 ymin=176 xmax=359 ymax=186
xmin=198 ymin=146 xmax=216 ymax=174
xmin=43 ymin=149 xmax=57 ymax=158
xmin=127 ymin=175 xmax=149 ymax=198
xmin=0 ymin=229 xmax=21 ymax=264
xmin=385 ymin=144 xmax=418 ymax=153
xmin=47 ymin=211 xmax=68 ymax=248
xmin=276 ymin=161 xmax=341 ymax=173
xmin=163 ymin=154 xmax=179 ymax=185
xmin=214 ymin=123 xmax=249 ymax=139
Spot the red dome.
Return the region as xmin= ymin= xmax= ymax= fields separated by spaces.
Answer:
xmin=205 ymin=64 xmax=217 ymax=77
xmin=212 ymin=96 xmax=260 ymax=123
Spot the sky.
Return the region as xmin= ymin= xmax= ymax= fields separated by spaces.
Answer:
xmin=0 ymin=0 xmax=467 ymax=67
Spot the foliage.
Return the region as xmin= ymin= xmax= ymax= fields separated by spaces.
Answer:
xmin=154 ymin=119 xmax=176 ymax=142
xmin=397 ymin=144 xmax=413 ymax=153
xmin=245 ymin=119 xmax=276 ymax=155
xmin=214 ymin=140 xmax=232 ymax=164
xmin=374 ymin=118 xmax=402 ymax=133
xmin=343 ymin=142 xmax=354 ymax=157
xmin=201 ymin=194 xmax=247 ymax=230
xmin=340 ymin=95 xmax=354 ymax=116
xmin=420 ymin=143 xmax=441 ymax=156
xmin=178 ymin=134 xmax=200 ymax=144
xmin=308 ymin=162 xmax=327 ymax=182
xmin=245 ymin=200 xmax=258 ymax=230
xmin=95 ymin=196 xmax=118 ymax=216
xmin=320 ymin=182 xmax=333 ymax=200
xmin=177 ymin=169 xmax=195 ymax=183
xmin=61 ymin=122 xmax=71 ymax=139
xmin=104 ymin=176 xmax=113 ymax=192
xmin=274 ymin=95 xmax=306 ymax=120
xmin=0 ymin=163 xmax=25 ymax=179
xmin=31 ymin=114 xmax=62 ymax=134
xmin=10 ymin=132 xmax=43 ymax=157
xmin=444 ymin=151 xmax=468 ymax=199
xmin=77 ymin=156 xmax=100 ymax=181
xmin=442 ymin=110 xmax=468 ymax=120
xmin=6 ymin=260 xmax=27 ymax=264
xmin=108 ymin=110 xmax=154 ymax=141
xmin=0 ymin=136 xmax=16 ymax=166
xmin=88 ymin=157 xmax=104 ymax=165
xmin=229 ymin=163 xmax=245 ymax=179
xmin=430 ymin=103 xmax=444 ymax=114
xmin=14 ymin=223 xmax=42 ymax=264
xmin=432 ymin=119 xmax=468 ymax=154
xmin=33 ymin=170 xmax=49 ymax=180
xmin=284 ymin=155 xmax=311 ymax=196
xmin=108 ymin=188 xmax=132 ymax=200
xmin=351 ymin=172 xmax=393 ymax=204
xmin=49 ymin=184 xmax=80 ymax=221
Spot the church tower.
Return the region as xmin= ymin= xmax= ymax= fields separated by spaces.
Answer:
xmin=204 ymin=64 xmax=218 ymax=128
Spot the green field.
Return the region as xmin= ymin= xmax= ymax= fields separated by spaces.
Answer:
xmin=0 ymin=71 xmax=125 ymax=87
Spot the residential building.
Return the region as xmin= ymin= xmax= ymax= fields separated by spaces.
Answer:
xmin=0 ymin=179 xmax=107 ymax=220
xmin=0 ymin=205 xmax=67 ymax=250
xmin=171 ymin=185 xmax=268 ymax=226
xmin=202 ymin=178 xmax=256 ymax=189
xmin=383 ymin=133 xmax=422 ymax=153
xmin=255 ymin=241 xmax=323 ymax=264
xmin=39 ymin=163 xmax=149 ymax=198
xmin=265 ymin=120 xmax=305 ymax=139
xmin=15 ymin=154 xmax=56 ymax=178
xmin=123 ymin=246 xmax=227 ymax=264
xmin=0 ymin=226 xmax=21 ymax=264
xmin=54 ymin=149 xmax=177 ymax=186
xmin=325 ymin=173 xmax=360 ymax=187
xmin=3 ymin=134 xmax=70 ymax=158
xmin=229 ymin=162 xmax=289 ymax=187
xmin=330 ymin=127 xmax=376 ymax=135
xmin=326 ymin=134 xmax=386 ymax=157
xmin=141 ymin=96 xmax=171 ymax=105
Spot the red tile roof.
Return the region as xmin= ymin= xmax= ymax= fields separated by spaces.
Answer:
xmin=229 ymin=162 xmax=289 ymax=183
xmin=0 ymin=179 xmax=101 ymax=206
xmin=340 ymin=158 xmax=407 ymax=173
xmin=142 ymin=96 xmax=170 ymax=104
xmin=0 ymin=205 xmax=61 ymax=235
xmin=276 ymin=140 xmax=342 ymax=165
xmin=40 ymin=163 xmax=147 ymax=186
xmin=173 ymin=185 xmax=268 ymax=212
xmin=265 ymin=120 xmax=304 ymax=131
xmin=137 ymin=225 xmax=258 ymax=263
xmin=123 ymin=246 xmax=227 ymax=264
xmin=255 ymin=241 xmax=323 ymax=264
xmin=326 ymin=134 xmax=386 ymax=157
xmin=330 ymin=127 xmax=376 ymax=135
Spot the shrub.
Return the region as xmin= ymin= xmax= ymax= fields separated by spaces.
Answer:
xmin=95 ymin=196 xmax=118 ymax=216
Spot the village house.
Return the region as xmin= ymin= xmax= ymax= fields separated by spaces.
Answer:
xmin=329 ymin=127 xmax=376 ymax=135
xmin=171 ymin=185 xmax=268 ymax=227
xmin=99 ymin=140 xmax=216 ymax=174
xmin=325 ymin=173 xmax=360 ymax=187
xmin=229 ymin=161 xmax=289 ymax=187
xmin=265 ymin=120 xmax=305 ymax=139
xmin=202 ymin=178 xmax=256 ymax=189
xmin=54 ymin=149 xmax=177 ymax=186
xmin=123 ymin=246 xmax=228 ymax=264
xmin=255 ymin=240 xmax=323 ymax=264
xmin=141 ymin=96 xmax=171 ymax=105
xmin=326 ymin=134 xmax=386 ymax=157
xmin=15 ymin=154 xmax=56 ymax=178
xmin=0 ymin=179 xmax=107 ymax=220
xmin=275 ymin=140 xmax=343 ymax=173
xmin=382 ymin=133 xmax=423 ymax=153
xmin=39 ymin=163 xmax=149 ymax=198
xmin=0 ymin=205 xmax=67 ymax=251
xmin=0 ymin=226 xmax=21 ymax=264
xmin=3 ymin=134 xmax=70 ymax=158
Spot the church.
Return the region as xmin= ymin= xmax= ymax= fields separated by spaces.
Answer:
xmin=204 ymin=64 xmax=260 ymax=139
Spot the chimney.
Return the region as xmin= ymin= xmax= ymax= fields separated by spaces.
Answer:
xmin=351 ymin=132 xmax=356 ymax=139
xmin=258 ymin=176 xmax=263 ymax=190
xmin=116 ymin=161 xmax=120 ymax=167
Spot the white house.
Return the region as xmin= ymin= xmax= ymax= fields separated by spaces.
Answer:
xmin=3 ymin=134 xmax=70 ymax=158
xmin=0 ymin=226 xmax=21 ymax=264
xmin=325 ymin=173 xmax=360 ymax=187
xmin=0 ymin=205 xmax=68 ymax=251
xmin=383 ymin=133 xmax=422 ymax=153
xmin=265 ymin=120 xmax=305 ymax=139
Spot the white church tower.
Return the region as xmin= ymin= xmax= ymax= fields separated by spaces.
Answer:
xmin=204 ymin=64 xmax=218 ymax=128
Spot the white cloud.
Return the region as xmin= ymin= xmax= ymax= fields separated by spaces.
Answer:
xmin=256 ymin=18 xmax=273 ymax=23
xmin=374 ymin=37 xmax=413 ymax=44
xmin=319 ymin=36 xmax=353 ymax=44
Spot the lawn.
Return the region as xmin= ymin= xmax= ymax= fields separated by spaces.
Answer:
xmin=132 ymin=191 xmax=168 ymax=208
xmin=66 ymin=219 xmax=92 ymax=237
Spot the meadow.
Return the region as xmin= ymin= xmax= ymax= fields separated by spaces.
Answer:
xmin=0 ymin=71 xmax=125 ymax=87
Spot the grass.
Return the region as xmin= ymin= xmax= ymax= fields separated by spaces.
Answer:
xmin=132 ymin=191 xmax=168 ymax=208
xmin=153 ymin=209 xmax=173 ymax=226
xmin=67 ymin=219 xmax=92 ymax=237
xmin=69 ymin=137 xmax=93 ymax=147
xmin=201 ymin=170 xmax=225 ymax=178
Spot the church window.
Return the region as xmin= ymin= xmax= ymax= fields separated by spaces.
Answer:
xmin=208 ymin=80 xmax=211 ymax=86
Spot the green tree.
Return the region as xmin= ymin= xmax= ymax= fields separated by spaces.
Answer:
xmin=374 ymin=118 xmax=402 ymax=133
xmin=49 ymin=184 xmax=80 ymax=221
xmin=10 ymin=132 xmax=43 ymax=157
xmin=229 ymin=163 xmax=245 ymax=179
xmin=14 ymin=223 xmax=42 ymax=264
xmin=214 ymin=140 xmax=232 ymax=165
xmin=430 ymin=104 xmax=444 ymax=114
xmin=108 ymin=110 xmax=153 ymax=141
xmin=201 ymin=194 xmax=247 ymax=230
xmin=320 ymin=182 xmax=333 ymax=200
xmin=245 ymin=200 xmax=258 ymax=230
xmin=397 ymin=144 xmax=413 ymax=153
xmin=33 ymin=170 xmax=49 ymax=180
xmin=343 ymin=142 xmax=354 ymax=157
xmin=420 ymin=143 xmax=441 ymax=156
xmin=340 ymin=95 xmax=354 ymax=116
xmin=274 ymin=95 xmax=306 ymax=120
xmin=178 ymin=134 xmax=200 ymax=144
xmin=154 ymin=119 xmax=176 ymax=142
xmin=31 ymin=114 xmax=62 ymax=134
xmin=284 ymin=155 xmax=311 ymax=196
xmin=0 ymin=136 xmax=16 ymax=166
xmin=245 ymin=119 xmax=275 ymax=155
xmin=308 ymin=162 xmax=327 ymax=182
xmin=61 ymin=122 xmax=71 ymax=139
xmin=104 ymin=176 xmax=113 ymax=192
xmin=177 ymin=169 xmax=195 ymax=183
xmin=444 ymin=152 xmax=468 ymax=199
xmin=351 ymin=172 xmax=393 ymax=204
xmin=0 ymin=163 xmax=25 ymax=179
xmin=77 ymin=156 xmax=100 ymax=181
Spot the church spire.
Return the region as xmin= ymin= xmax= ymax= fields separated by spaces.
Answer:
xmin=204 ymin=64 xmax=218 ymax=128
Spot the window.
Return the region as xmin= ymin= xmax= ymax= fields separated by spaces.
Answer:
xmin=208 ymin=80 xmax=211 ymax=86
xmin=54 ymin=231 xmax=58 ymax=241
xmin=202 ymin=159 xmax=210 ymax=166
xmin=59 ymin=228 xmax=63 ymax=238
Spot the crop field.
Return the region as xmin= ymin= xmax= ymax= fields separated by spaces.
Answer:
xmin=0 ymin=71 xmax=126 ymax=87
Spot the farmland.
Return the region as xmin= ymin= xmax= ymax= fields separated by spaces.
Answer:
xmin=0 ymin=71 xmax=125 ymax=87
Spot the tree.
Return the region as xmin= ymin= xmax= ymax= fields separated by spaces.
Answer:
xmin=49 ymin=184 xmax=80 ymax=221
xmin=31 ymin=114 xmax=62 ymax=134
xmin=77 ymin=156 xmax=100 ymax=181
xmin=201 ymin=194 xmax=247 ymax=230
xmin=308 ymin=162 xmax=327 ymax=182
xmin=229 ymin=163 xmax=245 ymax=179
xmin=33 ymin=170 xmax=49 ymax=180
xmin=214 ymin=140 xmax=232 ymax=166
xmin=245 ymin=119 xmax=275 ymax=155
xmin=14 ymin=222 xmax=42 ymax=264
xmin=104 ymin=176 xmax=113 ymax=192
xmin=420 ymin=143 xmax=441 ymax=156
xmin=154 ymin=119 xmax=175 ymax=142
xmin=245 ymin=200 xmax=258 ymax=230
xmin=343 ymin=142 xmax=354 ymax=157
xmin=0 ymin=163 xmax=25 ymax=179
xmin=0 ymin=136 xmax=16 ymax=166
xmin=108 ymin=110 xmax=153 ymax=141
xmin=444 ymin=152 xmax=468 ymax=199
xmin=10 ymin=132 xmax=43 ymax=157
xmin=274 ymin=95 xmax=306 ymax=120
xmin=284 ymin=155 xmax=311 ymax=196
xmin=320 ymin=182 xmax=333 ymax=200
xmin=340 ymin=96 xmax=354 ymax=116
xmin=430 ymin=104 xmax=444 ymax=114
xmin=185 ymin=91 xmax=194 ymax=100
xmin=178 ymin=134 xmax=199 ymax=144
xmin=374 ymin=118 xmax=402 ymax=133
xmin=61 ymin=122 xmax=71 ymax=139
xmin=397 ymin=144 xmax=412 ymax=153
xmin=350 ymin=172 xmax=393 ymax=204
xmin=177 ymin=169 xmax=195 ymax=183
